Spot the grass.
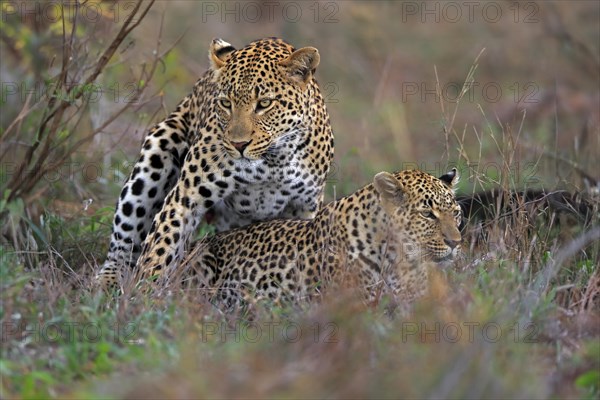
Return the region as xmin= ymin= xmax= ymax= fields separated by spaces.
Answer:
xmin=1 ymin=185 xmax=598 ymax=398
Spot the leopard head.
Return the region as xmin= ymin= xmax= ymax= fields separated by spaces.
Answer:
xmin=207 ymin=38 xmax=320 ymax=160
xmin=373 ymin=168 xmax=462 ymax=263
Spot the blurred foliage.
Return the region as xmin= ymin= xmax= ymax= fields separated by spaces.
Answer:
xmin=0 ymin=0 xmax=162 ymax=261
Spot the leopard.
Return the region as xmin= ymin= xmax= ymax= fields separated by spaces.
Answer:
xmin=96 ymin=37 xmax=334 ymax=290
xmin=168 ymin=168 xmax=462 ymax=308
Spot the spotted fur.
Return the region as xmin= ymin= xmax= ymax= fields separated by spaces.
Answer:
xmin=97 ymin=38 xmax=334 ymax=289
xmin=171 ymin=169 xmax=462 ymax=307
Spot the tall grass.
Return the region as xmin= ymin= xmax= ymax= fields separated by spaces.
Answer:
xmin=1 ymin=94 xmax=598 ymax=397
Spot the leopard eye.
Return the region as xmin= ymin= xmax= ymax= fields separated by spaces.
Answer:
xmin=219 ymin=98 xmax=232 ymax=109
xmin=256 ymin=99 xmax=273 ymax=111
xmin=421 ymin=211 xmax=436 ymax=219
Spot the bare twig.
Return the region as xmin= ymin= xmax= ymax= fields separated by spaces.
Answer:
xmin=2 ymin=0 xmax=156 ymax=206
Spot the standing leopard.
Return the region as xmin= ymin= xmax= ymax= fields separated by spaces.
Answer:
xmin=96 ymin=38 xmax=334 ymax=289
xmin=169 ymin=169 xmax=462 ymax=307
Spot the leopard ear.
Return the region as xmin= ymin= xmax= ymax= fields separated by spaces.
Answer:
xmin=373 ymin=172 xmax=404 ymax=204
xmin=209 ymin=38 xmax=236 ymax=70
xmin=279 ymin=47 xmax=320 ymax=86
xmin=439 ymin=168 xmax=459 ymax=188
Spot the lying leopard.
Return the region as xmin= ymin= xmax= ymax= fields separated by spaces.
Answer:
xmin=166 ymin=169 xmax=462 ymax=307
xmin=97 ymin=38 xmax=334 ymax=289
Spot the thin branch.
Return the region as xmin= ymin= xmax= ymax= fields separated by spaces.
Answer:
xmin=4 ymin=0 xmax=155 ymax=203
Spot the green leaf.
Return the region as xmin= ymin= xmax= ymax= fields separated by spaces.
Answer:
xmin=575 ymin=370 xmax=599 ymax=391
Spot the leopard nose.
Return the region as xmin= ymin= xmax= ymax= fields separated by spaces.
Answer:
xmin=444 ymin=238 xmax=461 ymax=249
xmin=231 ymin=140 xmax=251 ymax=154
